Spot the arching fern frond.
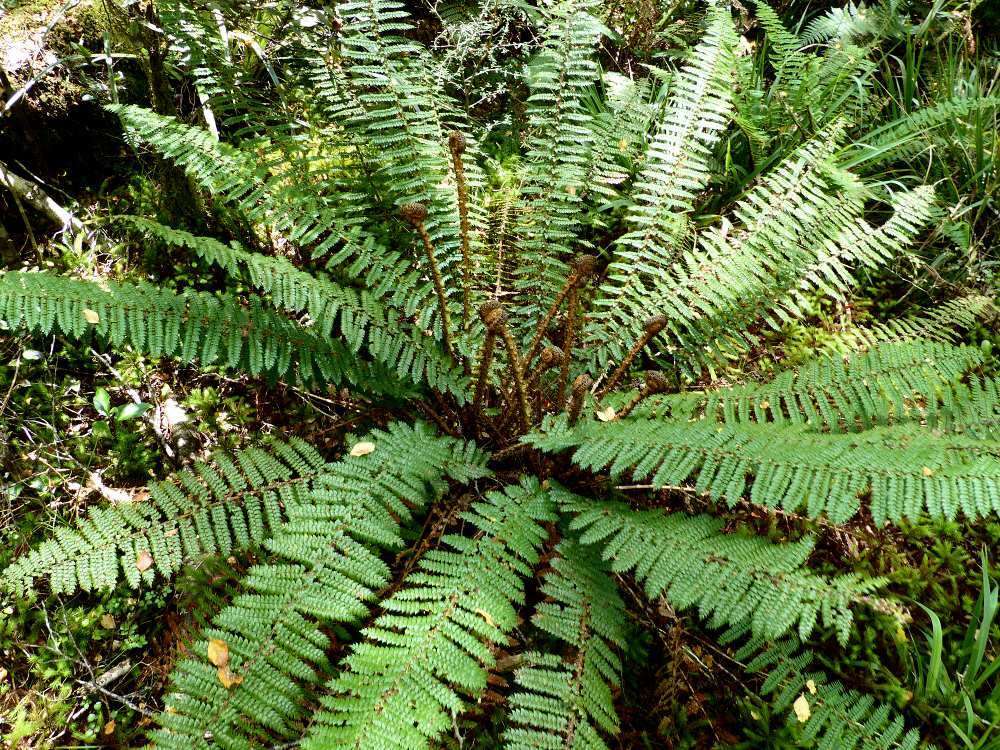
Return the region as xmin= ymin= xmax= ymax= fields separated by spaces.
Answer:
xmin=639 ymin=341 xmax=984 ymax=432
xmin=550 ymin=486 xmax=881 ymax=644
xmin=108 ymin=104 xmax=422 ymax=321
xmin=735 ymin=633 xmax=928 ymax=749
xmin=595 ymin=5 xmax=737 ymax=356
xmin=508 ymin=0 xmax=603 ymax=328
xmin=840 ymin=95 xmax=1000 ymax=170
xmin=849 ymin=294 xmax=996 ymax=348
xmin=530 ymin=415 xmax=1000 ymax=525
xmin=333 ymin=0 xmax=483 ymax=340
xmin=154 ymin=422 xmax=490 ymax=750
xmin=503 ymin=540 xmax=629 ymax=750
xmin=776 ymin=186 xmax=936 ymax=321
xmin=751 ymin=0 xmax=809 ymax=88
xmin=0 ymin=271 xmax=394 ymax=388
xmin=124 ymin=219 xmax=468 ymax=398
xmin=940 ymin=376 xmax=1000 ymax=440
xmin=616 ymin=5 xmax=736 ymax=254
xmin=300 ymin=477 xmax=556 ymax=750
xmin=589 ymin=125 xmax=863 ymax=374
xmin=1 ymin=438 xmax=325 ymax=595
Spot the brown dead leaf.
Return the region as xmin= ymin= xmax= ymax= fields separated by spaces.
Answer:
xmin=595 ymin=406 xmax=616 ymax=422
xmin=135 ymin=551 xmax=153 ymax=572
xmin=100 ymin=614 xmax=116 ymax=629
xmin=207 ymin=638 xmax=230 ymax=667
xmin=793 ymin=693 xmax=811 ymax=722
xmin=350 ymin=441 xmax=375 ymax=457
xmin=217 ymin=664 xmax=243 ymax=689
xmin=103 ymin=720 xmax=116 ymax=735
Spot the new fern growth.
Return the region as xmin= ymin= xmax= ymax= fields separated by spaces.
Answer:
xmin=3 ymin=0 xmax=997 ymax=748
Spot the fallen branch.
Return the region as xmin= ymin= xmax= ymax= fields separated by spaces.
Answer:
xmin=0 ymin=159 xmax=84 ymax=233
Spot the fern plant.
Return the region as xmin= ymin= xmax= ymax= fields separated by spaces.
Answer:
xmin=3 ymin=0 xmax=998 ymax=747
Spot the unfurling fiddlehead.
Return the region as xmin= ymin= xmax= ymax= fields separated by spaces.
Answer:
xmin=615 ymin=371 xmax=671 ymax=419
xmin=402 ymin=202 xmax=455 ymax=360
xmin=568 ymin=373 xmax=594 ymax=425
xmin=598 ymin=314 xmax=668 ymax=398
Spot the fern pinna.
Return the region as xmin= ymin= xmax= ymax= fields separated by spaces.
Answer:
xmin=2 ymin=0 xmax=998 ymax=747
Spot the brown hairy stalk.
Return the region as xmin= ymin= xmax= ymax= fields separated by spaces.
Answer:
xmin=473 ymin=300 xmax=501 ymax=423
xmin=479 ymin=301 xmax=531 ymax=434
xmin=525 ymin=254 xmax=597 ymax=371
xmin=529 ymin=345 xmax=564 ymax=422
xmin=402 ymin=202 xmax=455 ymax=360
xmin=615 ymin=371 xmax=671 ymax=420
xmin=448 ymin=131 xmax=473 ymax=328
xmin=597 ymin=314 xmax=668 ymax=398
xmin=567 ymin=374 xmax=594 ymax=426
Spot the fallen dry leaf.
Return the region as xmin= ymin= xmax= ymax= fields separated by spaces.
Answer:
xmin=806 ymin=678 xmax=817 ymax=695
xmin=100 ymin=614 xmax=115 ymax=629
xmin=217 ymin=664 xmax=243 ymax=689
xmin=103 ymin=720 xmax=116 ymax=735
xmin=350 ymin=441 xmax=375 ymax=457
xmin=83 ymin=308 xmax=100 ymax=324
xmin=922 ymin=466 xmax=934 ymax=477
xmin=207 ymin=638 xmax=230 ymax=667
xmin=135 ymin=551 xmax=153 ymax=572
xmin=595 ymin=406 xmax=616 ymax=422
xmin=793 ymin=693 xmax=811 ymax=723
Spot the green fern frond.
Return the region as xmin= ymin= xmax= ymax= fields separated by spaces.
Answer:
xmin=1 ymin=438 xmax=325 ymax=595
xmin=300 ymin=477 xmax=556 ymax=750
xmin=936 ymin=375 xmax=1000 ymax=440
xmin=850 ymin=294 xmax=996 ymax=348
xmin=591 ymin=126 xmax=859 ymax=373
xmin=108 ymin=104 xmax=426 ymax=325
xmin=550 ymin=486 xmax=881 ymax=644
xmin=124 ymin=218 xmax=469 ymax=398
xmin=579 ymin=73 xmax=655 ymax=204
xmin=841 ymin=95 xmax=1000 ymax=170
xmin=800 ymin=3 xmax=885 ymax=44
xmin=530 ymin=414 xmax=1000 ymax=525
xmin=0 ymin=271 xmax=394 ymax=388
xmin=595 ymin=6 xmax=737 ymax=351
xmin=736 ymin=634 xmax=928 ymax=749
xmin=640 ymin=341 xmax=984 ymax=432
xmin=503 ymin=540 xmax=628 ymax=750
xmin=334 ymin=0 xmax=484 ymax=338
xmin=776 ymin=186 xmax=936 ymax=321
xmin=751 ymin=0 xmax=809 ymax=86
xmin=154 ymin=422 xmax=490 ymax=750
xmin=617 ymin=5 xmax=736 ymax=252
xmin=509 ymin=0 xmax=603 ymax=326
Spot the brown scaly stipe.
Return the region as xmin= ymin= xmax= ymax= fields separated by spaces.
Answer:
xmin=615 ymin=371 xmax=671 ymax=420
xmin=597 ymin=314 xmax=668 ymax=398
xmin=472 ymin=300 xmax=502 ymax=422
xmin=529 ymin=345 xmax=564 ymax=422
xmin=524 ymin=254 xmax=598 ymax=371
xmin=402 ymin=202 xmax=455 ymax=360
xmin=448 ymin=131 xmax=473 ymax=328
xmin=567 ymin=374 xmax=594 ymax=426
xmin=477 ymin=300 xmax=531 ymax=434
